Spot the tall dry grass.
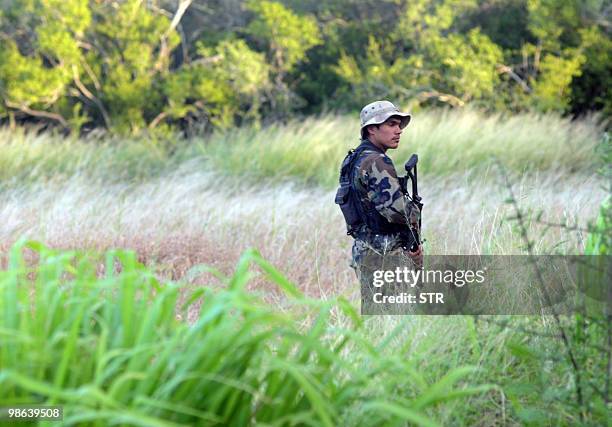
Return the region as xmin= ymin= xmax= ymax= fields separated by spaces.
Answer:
xmin=0 ymin=109 xmax=604 ymax=188
xmin=196 ymin=109 xmax=604 ymax=187
xmin=0 ymin=112 xmax=607 ymax=425
xmin=1 ymin=169 xmax=604 ymax=304
xmin=0 ymin=167 xmax=604 ymax=424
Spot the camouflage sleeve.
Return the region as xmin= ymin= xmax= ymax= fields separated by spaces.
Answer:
xmin=358 ymin=153 xmax=420 ymax=226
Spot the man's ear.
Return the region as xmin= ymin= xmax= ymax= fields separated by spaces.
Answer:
xmin=365 ymin=124 xmax=378 ymax=138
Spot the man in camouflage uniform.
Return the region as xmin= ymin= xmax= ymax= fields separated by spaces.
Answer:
xmin=348 ymin=101 xmax=423 ymax=307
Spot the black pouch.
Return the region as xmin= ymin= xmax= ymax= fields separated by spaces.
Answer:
xmin=336 ymin=145 xmax=366 ymax=237
xmin=335 ymin=183 xmax=361 ymax=234
xmin=335 ymin=148 xmax=369 ymax=235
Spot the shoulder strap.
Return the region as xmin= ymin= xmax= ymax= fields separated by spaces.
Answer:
xmin=340 ymin=144 xmax=376 ymax=182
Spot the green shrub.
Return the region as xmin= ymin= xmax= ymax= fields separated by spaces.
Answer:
xmin=0 ymin=240 xmax=490 ymax=425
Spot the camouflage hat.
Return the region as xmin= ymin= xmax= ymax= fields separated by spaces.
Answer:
xmin=360 ymin=100 xmax=411 ymax=131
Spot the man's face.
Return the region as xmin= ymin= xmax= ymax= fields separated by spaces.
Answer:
xmin=368 ymin=117 xmax=403 ymax=151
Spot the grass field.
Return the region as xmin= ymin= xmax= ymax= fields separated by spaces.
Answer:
xmin=0 ymin=109 xmax=609 ymax=425
xmin=0 ymin=109 xmax=604 ymax=188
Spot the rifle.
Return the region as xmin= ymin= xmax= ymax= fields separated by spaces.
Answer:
xmin=398 ymin=154 xmax=423 ymax=252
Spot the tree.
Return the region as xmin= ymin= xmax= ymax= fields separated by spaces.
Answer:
xmin=246 ymin=0 xmax=321 ymax=115
xmin=0 ymin=0 xmax=91 ymax=130
xmin=161 ymin=38 xmax=270 ymax=131
xmin=0 ymin=0 xmax=609 ymax=132
xmin=333 ymin=0 xmax=502 ymax=109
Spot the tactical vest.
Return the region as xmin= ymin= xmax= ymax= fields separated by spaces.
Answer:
xmin=335 ymin=140 xmax=406 ymax=239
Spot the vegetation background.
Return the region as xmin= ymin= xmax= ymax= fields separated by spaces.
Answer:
xmin=0 ymin=0 xmax=610 ymax=134
xmin=0 ymin=0 xmax=610 ymax=426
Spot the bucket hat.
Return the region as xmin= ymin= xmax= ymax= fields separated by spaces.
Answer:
xmin=360 ymin=100 xmax=411 ymax=131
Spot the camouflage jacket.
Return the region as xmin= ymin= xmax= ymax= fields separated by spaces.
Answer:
xmin=352 ymin=140 xmax=420 ymax=238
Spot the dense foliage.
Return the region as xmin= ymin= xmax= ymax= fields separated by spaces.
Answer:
xmin=0 ymin=240 xmax=494 ymax=426
xmin=0 ymin=0 xmax=610 ymax=134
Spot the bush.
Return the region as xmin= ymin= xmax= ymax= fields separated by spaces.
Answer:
xmin=0 ymin=240 xmax=490 ymax=425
